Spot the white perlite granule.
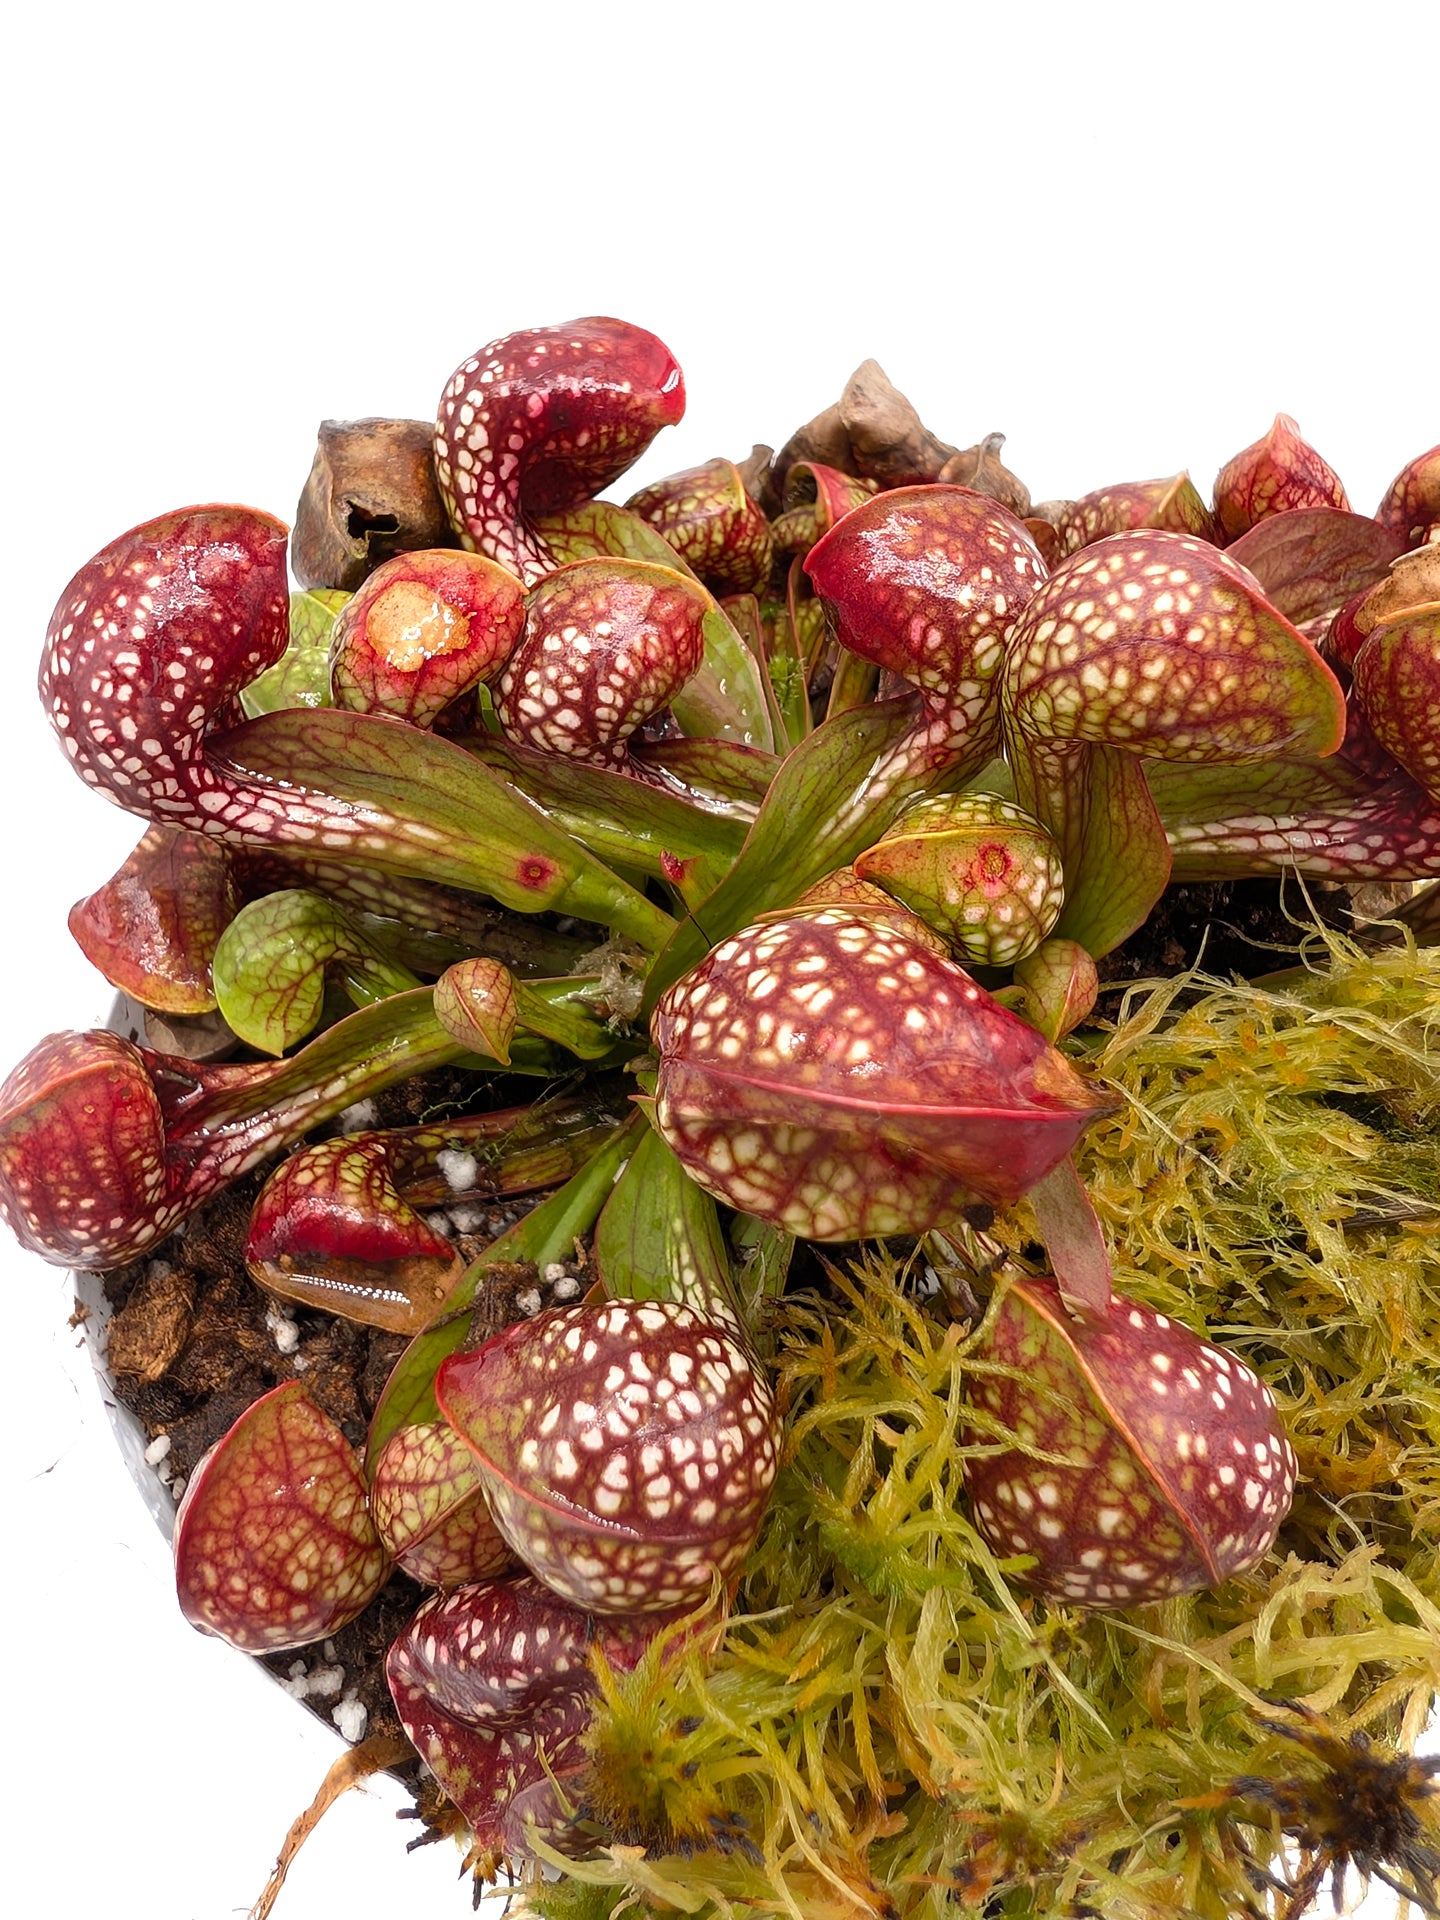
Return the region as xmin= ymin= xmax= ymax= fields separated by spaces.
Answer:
xmin=338 ymin=1099 xmax=379 ymax=1133
xmin=143 ymin=1433 xmax=172 ymax=1466
xmin=437 ymin=1148 xmax=479 ymax=1193
xmin=448 ymin=1205 xmax=486 ymax=1234
xmin=280 ymin=1663 xmax=346 ymax=1704
xmin=543 ymin=1262 xmax=567 ymax=1281
xmin=332 ymin=1694 xmax=368 ymax=1742
xmin=515 ymin=1287 xmax=544 ymax=1318
xmin=264 ymin=1307 xmax=300 ymax=1356
xmin=551 ymin=1276 xmax=582 ymax=1302
xmin=424 ymin=1212 xmax=454 ymax=1238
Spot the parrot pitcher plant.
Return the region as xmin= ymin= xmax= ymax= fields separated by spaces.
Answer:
xmin=5 ymin=319 xmax=1440 ymax=1919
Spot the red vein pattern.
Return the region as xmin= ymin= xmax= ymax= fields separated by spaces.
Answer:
xmin=435 ymin=319 xmax=685 ymax=586
xmin=966 ymin=1279 xmax=1296 ymax=1607
xmin=1213 ymin=414 xmax=1349 ymax=542
xmin=1054 ymin=474 xmax=1217 ymax=557
xmin=68 ymin=824 xmax=239 ymax=1014
xmin=387 ymin=1574 xmax=659 ymax=1868
xmin=627 ymin=457 xmax=774 ymax=594
xmin=651 ymin=907 xmax=1116 ymax=1240
xmin=174 ymin=1381 xmax=390 ymax=1651
xmin=437 ymin=1299 xmax=779 ymax=1613
xmin=370 ymin=1422 xmax=514 ymax=1590
xmin=1004 ymin=531 xmax=1345 ymax=763
xmin=495 ymin=560 xmax=708 ymax=772
xmin=329 ymin=549 xmax=525 ymax=726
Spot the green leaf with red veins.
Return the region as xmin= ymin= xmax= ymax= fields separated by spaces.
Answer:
xmin=239 ymin=849 xmax=595 ymax=977
xmin=823 ymin=642 xmax=882 ymax=722
xmin=854 ymin=792 xmax=1066 ymax=967
xmin=789 ymin=559 xmax=831 ymax=680
xmin=174 ymin=1380 xmax=390 ymax=1651
xmin=729 ymin=1211 xmax=795 ymax=1321
xmin=462 ymin=730 xmax=745 ymax=889
xmin=640 ymin=693 xmax=933 ymax=1012
xmin=386 ymin=1574 xmax=659 ymax=1870
xmin=212 ymin=889 xmax=422 ymax=1054
xmin=1213 ymin=413 xmax=1349 ymax=542
xmin=1149 ymin=751 xmax=1372 ymax=830
xmin=532 ymin=498 xmax=700 ymax=577
xmin=246 ymin=1133 xmax=465 ymax=1333
xmin=369 ymin=1422 xmax=513 ymax=1589
xmin=595 ymin=1124 xmax=743 ymax=1335
xmin=1351 ymin=596 xmax=1440 ymax=804
xmin=1017 ymin=738 xmax=1174 ymax=957
xmin=435 ymin=966 xmax=629 ymax=1067
xmin=1054 ymin=474 xmax=1218 ymax=557
xmin=434 ymin=318 xmax=686 ymax=587
xmin=68 ymin=824 xmax=241 ymax=1014
xmin=241 ymin=589 xmax=346 ymax=718
xmin=629 ymin=733 xmax=776 ymax=811
xmin=1375 ymin=445 xmax=1440 ymax=551
xmin=650 ymin=907 xmax=1119 ymax=1240
xmin=508 ymin=977 xmax=636 ymax=1064
xmin=1008 ymin=938 xmax=1099 ymax=1043
xmin=740 ymin=594 xmax=810 ymax=749
xmin=1224 ymin=508 xmax=1405 ymax=632
xmin=627 ymin=457 xmax=775 ymax=596
xmin=436 ymin=1298 xmax=779 ymax=1613
xmin=208 ymin=708 xmax=676 ymax=951
xmin=677 ymin=604 xmax=777 ymax=749
xmin=494 ymin=559 xmax=710 ymax=771
xmin=1155 ymin=757 xmax=1440 ymax=881
xmin=328 ymin=550 xmax=525 ymax=727
xmin=366 ymin=1115 xmax=643 ymax=1472
xmin=965 ymin=1278 xmax=1296 ymax=1609
xmin=433 ymin=957 xmax=518 ymax=1064
xmin=343 ymin=1083 xmax=627 ymax=1214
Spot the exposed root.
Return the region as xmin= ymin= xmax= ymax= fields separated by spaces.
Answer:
xmin=248 ymin=1733 xmax=413 ymax=1920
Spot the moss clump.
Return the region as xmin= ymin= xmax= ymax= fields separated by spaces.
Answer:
xmin=537 ymin=929 xmax=1440 ymax=1920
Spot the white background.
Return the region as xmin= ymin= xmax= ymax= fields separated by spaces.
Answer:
xmin=2 ymin=4 xmax=1436 ymax=1915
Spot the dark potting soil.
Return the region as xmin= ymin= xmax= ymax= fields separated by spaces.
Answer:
xmin=1096 ymin=875 xmax=1384 ymax=986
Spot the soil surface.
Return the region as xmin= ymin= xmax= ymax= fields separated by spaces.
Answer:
xmin=1095 ymin=875 xmax=1385 ymax=986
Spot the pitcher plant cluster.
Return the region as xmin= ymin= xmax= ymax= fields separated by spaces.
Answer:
xmin=2 ymin=317 xmax=1438 ymax=1898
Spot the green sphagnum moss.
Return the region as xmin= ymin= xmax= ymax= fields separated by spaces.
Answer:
xmin=533 ymin=926 xmax=1440 ymax=1920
